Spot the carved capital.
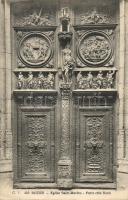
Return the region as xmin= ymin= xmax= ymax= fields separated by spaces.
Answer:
xmin=58 ymin=32 xmax=72 ymax=44
xmin=60 ymin=83 xmax=71 ymax=99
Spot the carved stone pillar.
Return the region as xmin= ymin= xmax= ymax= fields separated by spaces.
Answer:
xmin=57 ymin=83 xmax=72 ymax=188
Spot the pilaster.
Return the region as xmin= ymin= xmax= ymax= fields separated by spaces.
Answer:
xmin=118 ymin=0 xmax=128 ymax=174
xmin=0 ymin=0 xmax=12 ymax=172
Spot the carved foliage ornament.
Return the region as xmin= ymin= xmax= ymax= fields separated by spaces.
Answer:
xmin=18 ymin=33 xmax=53 ymax=67
xmin=78 ymin=31 xmax=113 ymax=66
xmin=25 ymin=115 xmax=48 ymax=173
xmin=84 ymin=116 xmax=105 ymax=174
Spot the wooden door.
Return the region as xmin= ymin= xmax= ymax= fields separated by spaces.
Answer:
xmin=12 ymin=0 xmax=117 ymax=189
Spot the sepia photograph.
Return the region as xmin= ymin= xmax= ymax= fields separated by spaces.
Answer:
xmin=0 ymin=0 xmax=128 ymax=199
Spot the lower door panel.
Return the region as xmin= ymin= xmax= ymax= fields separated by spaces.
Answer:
xmin=75 ymin=107 xmax=114 ymax=183
xmin=16 ymin=106 xmax=55 ymax=184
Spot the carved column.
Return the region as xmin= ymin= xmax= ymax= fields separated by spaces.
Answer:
xmin=57 ymin=6 xmax=74 ymax=189
xmin=57 ymin=84 xmax=72 ymax=188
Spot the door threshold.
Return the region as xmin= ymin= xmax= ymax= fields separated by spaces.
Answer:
xmin=13 ymin=182 xmax=57 ymax=189
xmin=13 ymin=182 xmax=116 ymax=189
xmin=73 ymin=182 xmax=117 ymax=189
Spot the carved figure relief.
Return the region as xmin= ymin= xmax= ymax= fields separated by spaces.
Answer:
xmin=15 ymin=9 xmax=54 ymax=26
xmin=16 ymin=72 xmax=55 ymax=89
xmin=61 ymin=48 xmax=75 ymax=83
xmin=106 ymin=70 xmax=115 ymax=88
xmin=80 ymin=10 xmax=112 ymax=24
xmin=16 ymin=72 xmax=25 ymax=89
xmin=78 ymin=31 xmax=113 ymax=66
xmin=96 ymin=71 xmax=104 ymax=88
xmin=76 ymin=71 xmax=115 ymax=89
xmin=18 ymin=33 xmax=52 ymax=67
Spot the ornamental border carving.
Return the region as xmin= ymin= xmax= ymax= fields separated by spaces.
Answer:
xmin=18 ymin=32 xmax=53 ymax=67
xmin=77 ymin=30 xmax=114 ymax=67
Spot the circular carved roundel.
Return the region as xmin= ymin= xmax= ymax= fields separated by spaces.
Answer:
xmin=77 ymin=31 xmax=113 ymax=66
xmin=18 ymin=32 xmax=53 ymax=67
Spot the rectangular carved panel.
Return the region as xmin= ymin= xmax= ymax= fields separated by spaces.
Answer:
xmin=75 ymin=107 xmax=113 ymax=182
xmin=17 ymin=107 xmax=55 ymax=182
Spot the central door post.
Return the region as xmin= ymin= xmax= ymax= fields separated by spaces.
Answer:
xmin=57 ymin=84 xmax=73 ymax=188
xmin=57 ymin=6 xmax=74 ymax=189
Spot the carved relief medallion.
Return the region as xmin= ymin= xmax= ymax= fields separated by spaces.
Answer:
xmin=77 ymin=31 xmax=113 ymax=66
xmin=18 ymin=33 xmax=53 ymax=67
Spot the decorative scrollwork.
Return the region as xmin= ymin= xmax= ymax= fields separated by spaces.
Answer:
xmin=78 ymin=31 xmax=113 ymax=66
xmin=18 ymin=33 xmax=53 ymax=67
xmin=84 ymin=116 xmax=105 ymax=174
xmin=24 ymin=115 xmax=48 ymax=173
xmin=76 ymin=70 xmax=115 ymax=89
xmin=16 ymin=72 xmax=55 ymax=89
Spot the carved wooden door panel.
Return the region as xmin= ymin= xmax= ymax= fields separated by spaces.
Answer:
xmin=75 ymin=107 xmax=114 ymax=183
xmin=12 ymin=0 xmax=117 ymax=189
xmin=17 ymin=107 xmax=55 ymax=182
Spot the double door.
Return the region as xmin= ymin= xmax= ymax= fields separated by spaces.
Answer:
xmin=12 ymin=0 xmax=117 ymax=189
